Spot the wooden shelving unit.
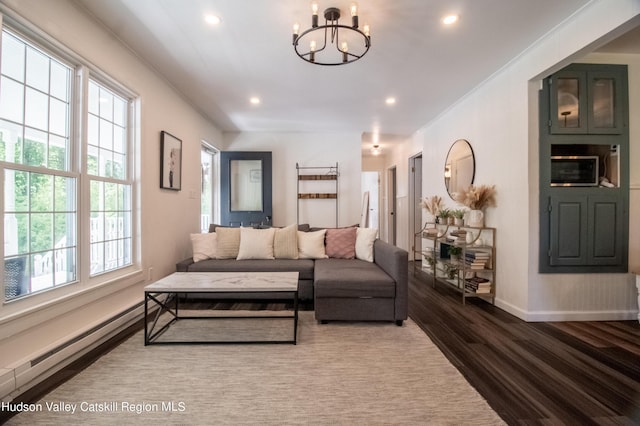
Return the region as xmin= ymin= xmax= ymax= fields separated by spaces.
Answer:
xmin=296 ymin=163 xmax=338 ymax=226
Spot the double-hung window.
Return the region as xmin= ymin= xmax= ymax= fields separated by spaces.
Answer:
xmin=0 ymin=26 xmax=136 ymax=302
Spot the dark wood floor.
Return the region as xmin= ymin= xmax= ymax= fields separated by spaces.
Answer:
xmin=408 ymin=262 xmax=640 ymax=425
xmin=4 ymin=265 xmax=639 ymax=425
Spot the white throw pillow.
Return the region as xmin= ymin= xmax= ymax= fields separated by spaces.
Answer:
xmin=297 ymin=229 xmax=328 ymax=259
xmin=190 ymin=232 xmax=217 ymax=262
xmin=237 ymin=227 xmax=276 ymax=260
xmin=355 ymin=227 xmax=378 ymax=262
xmin=274 ymin=224 xmax=298 ymax=259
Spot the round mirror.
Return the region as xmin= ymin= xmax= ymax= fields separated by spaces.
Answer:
xmin=444 ymin=139 xmax=475 ymax=200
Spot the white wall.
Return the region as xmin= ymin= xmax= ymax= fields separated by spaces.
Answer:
xmin=223 ymin=132 xmax=362 ymax=228
xmin=397 ymin=0 xmax=640 ymax=321
xmin=0 ymin=0 xmax=221 ymax=373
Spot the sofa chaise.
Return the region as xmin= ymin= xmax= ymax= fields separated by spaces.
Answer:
xmin=176 ymin=225 xmax=408 ymax=325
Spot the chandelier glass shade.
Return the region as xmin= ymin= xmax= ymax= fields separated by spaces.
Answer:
xmin=292 ymin=2 xmax=370 ymax=66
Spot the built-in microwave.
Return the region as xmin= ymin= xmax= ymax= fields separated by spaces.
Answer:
xmin=550 ymin=156 xmax=599 ymax=187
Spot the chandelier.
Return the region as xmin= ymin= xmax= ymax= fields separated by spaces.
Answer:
xmin=292 ymin=2 xmax=371 ymax=66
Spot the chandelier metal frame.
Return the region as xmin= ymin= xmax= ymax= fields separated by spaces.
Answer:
xmin=292 ymin=5 xmax=371 ymax=66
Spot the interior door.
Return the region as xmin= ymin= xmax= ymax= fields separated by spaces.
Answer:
xmin=220 ymin=151 xmax=272 ymax=227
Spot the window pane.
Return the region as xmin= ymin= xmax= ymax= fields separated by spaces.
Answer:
xmin=55 ymin=212 xmax=75 ymax=246
xmin=4 ymin=256 xmax=30 ymax=299
xmin=26 ymin=47 xmax=49 ymax=92
xmin=99 ymin=88 xmax=113 ymax=121
xmin=0 ymin=76 xmax=25 ymax=124
xmin=30 ymin=172 xmax=53 ymax=212
xmin=49 ymin=97 xmax=67 ymax=136
xmin=0 ymin=120 xmax=24 ymax=163
xmin=4 ymin=169 xmax=28 ymax=212
xmin=25 ymin=87 xmax=48 ymax=130
xmin=113 ymin=125 xmax=124 ymax=153
xmin=1 ymin=33 xmax=25 ymax=82
xmin=87 ymin=145 xmax=99 ymax=175
xmin=49 ymin=134 xmax=68 ymax=171
xmin=99 ymin=118 xmax=113 ymax=150
xmin=32 ymin=251 xmax=53 ymax=291
xmin=113 ymin=98 xmax=125 ymax=126
xmin=112 ymin=153 xmax=125 ymax=179
xmin=54 ymin=175 xmax=75 ymax=211
xmin=24 ymin=127 xmax=47 ymax=167
xmin=30 ymin=213 xmax=53 ymax=252
xmin=90 ymin=241 xmax=104 ymax=275
xmin=50 ymin=60 xmax=69 ymax=100
xmin=100 ymin=148 xmax=113 ymax=177
xmin=54 ymin=247 xmax=76 ymax=285
xmin=90 ymin=180 xmax=103 ymax=211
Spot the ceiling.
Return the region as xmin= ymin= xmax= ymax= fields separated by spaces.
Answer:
xmin=75 ymin=0 xmax=606 ymax=142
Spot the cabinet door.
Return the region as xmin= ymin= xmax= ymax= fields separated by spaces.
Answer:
xmin=549 ymin=195 xmax=587 ymax=265
xmin=587 ymin=195 xmax=622 ymax=265
xmin=587 ymin=70 xmax=624 ymax=134
xmin=549 ymin=70 xmax=588 ymax=134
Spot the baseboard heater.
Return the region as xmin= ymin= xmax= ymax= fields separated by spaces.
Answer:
xmin=4 ymin=301 xmax=149 ymax=401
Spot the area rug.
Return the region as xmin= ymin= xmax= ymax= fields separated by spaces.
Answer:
xmin=6 ymin=311 xmax=504 ymax=425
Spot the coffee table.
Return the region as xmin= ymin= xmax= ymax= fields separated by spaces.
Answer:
xmin=144 ymin=272 xmax=299 ymax=345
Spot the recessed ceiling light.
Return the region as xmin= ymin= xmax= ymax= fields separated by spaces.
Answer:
xmin=385 ymin=97 xmax=396 ymax=105
xmin=442 ymin=15 xmax=458 ymax=25
xmin=205 ymin=14 xmax=222 ymax=25
xmin=250 ymin=97 xmax=261 ymax=105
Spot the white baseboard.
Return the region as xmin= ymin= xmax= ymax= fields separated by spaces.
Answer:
xmin=495 ymin=297 xmax=638 ymax=322
xmin=2 ymin=303 xmax=145 ymax=402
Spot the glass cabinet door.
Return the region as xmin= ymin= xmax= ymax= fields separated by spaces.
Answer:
xmin=548 ymin=65 xmax=625 ymax=135
xmin=587 ymin=70 xmax=623 ymax=134
xmin=549 ymin=70 xmax=587 ymax=134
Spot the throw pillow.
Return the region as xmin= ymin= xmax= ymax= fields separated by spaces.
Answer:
xmin=216 ymin=227 xmax=241 ymax=259
xmin=236 ymin=227 xmax=276 ymax=260
xmin=190 ymin=232 xmax=217 ymax=262
xmin=274 ymin=224 xmax=298 ymax=259
xmin=325 ymin=227 xmax=357 ymax=259
xmin=297 ymin=229 xmax=328 ymax=259
xmin=355 ymin=227 xmax=378 ymax=262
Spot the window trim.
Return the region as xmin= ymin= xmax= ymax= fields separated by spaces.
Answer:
xmin=0 ymin=15 xmax=141 ymax=305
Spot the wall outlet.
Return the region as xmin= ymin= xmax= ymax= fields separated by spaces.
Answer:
xmin=148 ymin=267 xmax=153 ymax=281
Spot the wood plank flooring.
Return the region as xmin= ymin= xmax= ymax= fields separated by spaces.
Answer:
xmin=4 ymin=265 xmax=639 ymax=425
xmin=408 ymin=262 xmax=640 ymax=425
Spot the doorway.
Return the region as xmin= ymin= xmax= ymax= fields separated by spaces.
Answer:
xmin=361 ymin=172 xmax=379 ymax=229
xmin=409 ymin=153 xmax=423 ymax=260
xmin=387 ymin=166 xmax=397 ymax=245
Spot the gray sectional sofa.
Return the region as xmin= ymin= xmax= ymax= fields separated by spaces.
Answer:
xmin=176 ymin=237 xmax=408 ymax=325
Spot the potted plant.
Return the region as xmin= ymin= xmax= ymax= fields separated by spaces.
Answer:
xmin=451 ymin=209 xmax=465 ymax=226
xmin=447 ymin=245 xmax=462 ymax=262
xmin=439 ymin=208 xmax=453 ymax=225
xmin=443 ymin=263 xmax=459 ymax=280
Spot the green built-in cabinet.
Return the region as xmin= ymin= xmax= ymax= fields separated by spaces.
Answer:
xmin=540 ymin=63 xmax=629 ymax=273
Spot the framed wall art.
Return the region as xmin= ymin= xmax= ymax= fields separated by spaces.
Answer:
xmin=160 ymin=131 xmax=182 ymax=190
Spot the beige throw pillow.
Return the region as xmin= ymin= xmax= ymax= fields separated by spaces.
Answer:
xmin=216 ymin=227 xmax=241 ymax=259
xmin=274 ymin=224 xmax=298 ymax=259
xmin=190 ymin=232 xmax=217 ymax=262
xmin=355 ymin=227 xmax=378 ymax=262
xmin=237 ymin=227 xmax=276 ymax=260
xmin=297 ymin=229 xmax=328 ymax=259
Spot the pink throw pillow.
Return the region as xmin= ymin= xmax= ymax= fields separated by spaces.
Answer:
xmin=325 ymin=227 xmax=357 ymax=259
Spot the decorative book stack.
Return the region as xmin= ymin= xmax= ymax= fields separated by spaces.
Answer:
xmin=464 ymin=250 xmax=490 ymax=270
xmin=465 ymin=276 xmax=491 ymax=294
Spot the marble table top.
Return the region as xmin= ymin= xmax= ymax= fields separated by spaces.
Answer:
xmin=144 ymin=272 xmax=299 ymax=293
